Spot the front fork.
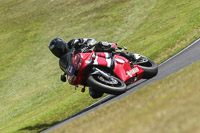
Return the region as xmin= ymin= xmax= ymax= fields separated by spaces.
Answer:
xmin=91 ymin=67 xmax=111 ymax=80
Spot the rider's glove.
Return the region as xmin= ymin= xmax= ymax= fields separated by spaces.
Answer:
xmin=73 ymin=39 xmax=84 ymax=50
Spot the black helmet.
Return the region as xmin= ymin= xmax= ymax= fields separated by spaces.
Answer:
xmin=49 ymin=37 xmax=70 ymax=58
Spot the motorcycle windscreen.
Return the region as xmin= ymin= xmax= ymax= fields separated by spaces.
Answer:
xmin=59 ymin=52 xmax=76 ymax=76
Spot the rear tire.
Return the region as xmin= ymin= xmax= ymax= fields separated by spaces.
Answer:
xmin=87 ymin=75 xmax=126 ymax=95
xmin=138 ymin=58 xmax=158 ymax=79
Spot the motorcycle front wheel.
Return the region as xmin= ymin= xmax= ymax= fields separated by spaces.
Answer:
xmin=87 ymin=75 xmax=126 ymax=95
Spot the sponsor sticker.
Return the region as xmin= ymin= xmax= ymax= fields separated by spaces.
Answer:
xmin=68 ymin=66 xmax=73 ymax=73
xmin=126 ymin=67 xmax=139 ymax=77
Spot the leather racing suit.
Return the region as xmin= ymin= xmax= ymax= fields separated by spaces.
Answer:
xmin=67 ymin=38 xmax=136 ymax=61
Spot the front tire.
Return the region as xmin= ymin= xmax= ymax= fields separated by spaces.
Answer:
xmin=87 ymin=75 xmax=126 ymax=95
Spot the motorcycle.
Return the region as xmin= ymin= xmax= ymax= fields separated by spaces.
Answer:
xmin=60 ymin=43 xmax=158 ymax=98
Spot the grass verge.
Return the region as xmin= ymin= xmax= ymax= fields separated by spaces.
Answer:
xmin=51 ymin=61 xmax=200 ymax=133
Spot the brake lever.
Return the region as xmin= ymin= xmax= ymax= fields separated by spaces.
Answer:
xmin=115 ymin=46 xmax=127 ymax=53
xmin=123 ymin=46 xmax=127 ymax=50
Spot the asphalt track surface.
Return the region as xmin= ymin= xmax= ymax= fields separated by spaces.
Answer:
xmin=42 ymin=37 xmax=200 ymax=133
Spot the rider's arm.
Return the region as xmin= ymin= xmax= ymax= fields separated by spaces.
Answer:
xmin=94 ymin=41 xmax=118 ymax=52
xmin=68 ymin=38 xmax=97 ymax=50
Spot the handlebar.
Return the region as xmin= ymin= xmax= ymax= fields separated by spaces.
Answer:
xmin=115 ymin=46 xmax=127 ymax=53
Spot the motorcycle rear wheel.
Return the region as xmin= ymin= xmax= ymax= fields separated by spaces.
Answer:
xmin=87 ymin=75 xmax=126 ymax=95
xmin=138 ymin=57 xmax=158 ymax=79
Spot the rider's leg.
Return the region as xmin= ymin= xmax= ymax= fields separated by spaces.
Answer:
xmin=119 ymin=52 xmax=136 ymax=62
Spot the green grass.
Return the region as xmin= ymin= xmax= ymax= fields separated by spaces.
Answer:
xmin=0 ymin=0 xmax=200 ymax=132
xmin=53 ymin=61 xmax=200 ymax=133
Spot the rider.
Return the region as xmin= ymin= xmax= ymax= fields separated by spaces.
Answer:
xmin=49 ymin=37 xmax=136 ymax=62
xmin=49 ymin=37 xmax=136 ymax=98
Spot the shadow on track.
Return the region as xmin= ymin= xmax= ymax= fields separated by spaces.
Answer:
xmin=19 ymin=122 xmax=59 ymax=132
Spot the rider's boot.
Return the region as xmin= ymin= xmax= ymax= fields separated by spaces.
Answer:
xmin=89 ymin=88 xmax=104 ymax=99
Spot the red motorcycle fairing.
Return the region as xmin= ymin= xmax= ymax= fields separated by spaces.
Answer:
xmin=68 ymin=52 xmax=114 ymax=85
xmin=73 ymin=52 xmax=114 ymax=85
xmin=113 ymin=55 xmax=144 ymax=84
xmin=68 ymin=52 xmax=92 ymax=85
xmin=93 ymin=52 xmax=113 ymax=68
xmin=68 ymin=51 xmax=144 ymax=85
